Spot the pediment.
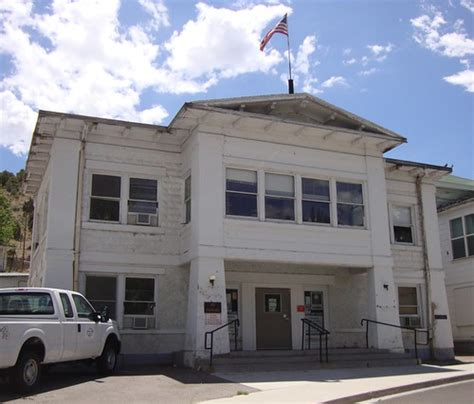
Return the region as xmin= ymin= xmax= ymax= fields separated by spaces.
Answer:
xmin=192 ymin=93 xmax=404 ymax=140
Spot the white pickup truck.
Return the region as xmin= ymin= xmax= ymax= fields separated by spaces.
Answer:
xmin=0 ymin=287 xmax=121 ymax=392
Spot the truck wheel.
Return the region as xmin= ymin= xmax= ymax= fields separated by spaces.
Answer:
xmin=10 ymin=351 xmax=42 ymax=393
xmin=97 ymin=341 xmax=117 ymax=375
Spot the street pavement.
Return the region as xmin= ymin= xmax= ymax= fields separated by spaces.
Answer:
xmin=362 ymin=379 xmax=474 ymax=403
xmin=0 ymin=357 xmax=472 ymax=403
xmin=201 ymin=358 xmax=474 ymax=403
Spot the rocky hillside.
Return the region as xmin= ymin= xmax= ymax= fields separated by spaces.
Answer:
xmin=0 ymin=170 xmax=33 ymax=272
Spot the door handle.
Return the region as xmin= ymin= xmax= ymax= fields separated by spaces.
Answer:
xmin=283 ymin=314 xmax=289 ymax=321
xmin=77 ymin=324 xmax=81 ymax=333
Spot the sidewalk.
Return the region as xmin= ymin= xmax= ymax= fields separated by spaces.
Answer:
xmin=200 ymin=357 xmax=474 ymax=403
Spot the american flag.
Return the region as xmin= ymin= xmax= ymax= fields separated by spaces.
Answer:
xmin=260 ymin=14 xmax=288 ymax=51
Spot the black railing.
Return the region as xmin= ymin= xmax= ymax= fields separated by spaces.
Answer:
xmin=204 ymin=319 xmax=240 ymax=367
xmin=360 ymin=318 xmax=429 ymax=361
xmin=301 ymin=318 xmax=330 ymax=363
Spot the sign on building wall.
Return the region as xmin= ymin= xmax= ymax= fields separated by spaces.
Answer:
xmin=204 ymin=302 xmax=222 ymax=325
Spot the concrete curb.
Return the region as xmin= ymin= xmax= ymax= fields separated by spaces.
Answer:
xmin=324 ymin=373 xmax=474 ymax=403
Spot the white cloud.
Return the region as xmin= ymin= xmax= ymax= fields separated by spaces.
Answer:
xmin=343 ymin=58 xmax=356 ymax=65
xmin=411 ymin=7 xmax=474 ymax=92
xmin=367 ymin=43 xmax=394 ymax=62
xmin=460 ymin=0 xmax=474 ymax=12
xmin=164 ymin=3 xmax=290 ymax=80
xmin=138 ymin=0 xmax=170 ymax=32
xmin=411 ymin=11 xmax=474 ymax=58
xmin=0 ymin=0 xmax=293 ymax=155
xmin=0 ymin=91 xmax=37 ymax=155
xmin=443 ymin=69 xmax=474 ymax=92
xmin=294 ymin=35 xmax=316 ymax=75
xmin=358 ymin=68 xmax=378 ymax=76
xmin=321 ymin=76 xmax=348 ymax=88
xmin=343 ymin=48 xmax=351 ymax=56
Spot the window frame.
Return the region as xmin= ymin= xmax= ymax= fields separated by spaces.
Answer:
xmin=89 ymin=173 xmax=122 ymax=223
xmin=397 ymin=285 xmax=423 ymax=328
xmin=390 ymin=204 xmax=416 ymax=245
xmin=123 ymin=276 xmax=156 ymax=317
xmin=264 ymin=172 xmax=296 ymax=222
xmin=450 ymin=215 xmax=474 ymax=260
xmin=127 ymin=177 xmax=159 ymax=226
xmin=335 ymin=180 xmax=366 ymax=228
xmin=301 ymin=177 xmax=332 ymax=225
xmin=225 ymin=167 xmax=259 ymax=219
xmin=85 ymin=275 xmax=118 ymax=320
xmin=184 ymin=175 xmax=191 ymax=224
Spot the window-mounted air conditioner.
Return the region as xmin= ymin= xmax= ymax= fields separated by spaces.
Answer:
xmin=132 ymin=317 xmax=148 ymax=329
xmin=136 ymin=214 xmax=151 ymax=225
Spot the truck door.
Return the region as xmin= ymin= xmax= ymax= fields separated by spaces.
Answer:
xmin=71 ymin=294 xmax=103 ymax=359
xmin=58 ymin=292 xmax=78 ymax=360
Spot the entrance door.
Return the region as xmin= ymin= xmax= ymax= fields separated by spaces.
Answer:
xmin=255 ymin=288 xmax=292 ymax=350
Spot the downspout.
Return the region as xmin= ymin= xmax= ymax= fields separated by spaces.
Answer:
xmin=415 ymin=173 xmax=434 ymax=358
xmin=72 ymin=124 xmax=89 ymax=291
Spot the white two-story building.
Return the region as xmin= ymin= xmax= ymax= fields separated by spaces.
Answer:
xmin=24 ymin=93 xmax=454 ymax=365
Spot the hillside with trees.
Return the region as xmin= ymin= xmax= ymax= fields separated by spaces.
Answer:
xmin=0 ymin=170 xmax=33 ymax=272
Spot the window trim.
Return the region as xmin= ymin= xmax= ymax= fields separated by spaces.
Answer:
xmin=264 ymin=171 xmax=296 ymax=222
xmin=301 ymin=176 xmax=331 ymax=225
xmin=390 ymin=203 xmax=416 ymax=246
xmin=89 ymin=174 xmax=122 ymax=224
xmin=450 ymin=215 xmax=474 ymax=260
xmin=335 ymin=180 xmax=366 ymax=228
xmin=88 ymin=172 xmax=161 ymax=228
xmin=123 ymin=276 xmax=156 ymax=317
xmin=397 ymin=285 xmax=423 ymax=328
xmin=225 ymin=167 xmax=259 ymax=219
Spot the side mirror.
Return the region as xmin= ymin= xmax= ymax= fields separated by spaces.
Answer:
xmin=89 ymin=311 xmax=102 ymax=323
xmin=100 ymin=306 xmax=109 ymax=322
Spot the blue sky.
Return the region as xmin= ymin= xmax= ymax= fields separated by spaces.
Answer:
xmin=0 ymin=0 xmax=473 ymax=178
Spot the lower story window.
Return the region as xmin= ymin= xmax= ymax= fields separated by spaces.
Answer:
xmin=124 ymin=277 xmax=155 ymax=316
xmin=398 ymin=286 xmax=421 ymax=327
xmin=85 ymin=275 xmax=117 ymax=320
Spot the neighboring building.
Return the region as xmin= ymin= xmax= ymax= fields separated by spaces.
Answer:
xmin=436 ymin=175 xmax=474 ymax=354
xmin=24 ymin=93 xmax=455 ymax=365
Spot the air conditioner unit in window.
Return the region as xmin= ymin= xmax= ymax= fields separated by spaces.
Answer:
xmin=136 ymin=214 xmax=151 ymax=225
xmin=132 ymin=317 xmax=148 ymax=329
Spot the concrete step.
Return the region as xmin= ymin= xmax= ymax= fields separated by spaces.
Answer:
xmin=217 ymin=348 xmax=392 ymax=359
xmin=210 ymin=357 xmax=419 ymax=373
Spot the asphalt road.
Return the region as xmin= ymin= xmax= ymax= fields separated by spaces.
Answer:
xmin=371 ymin=379 xmax=474 ymax=403
xmin=0 ymin=363 xmax=256 ymax=403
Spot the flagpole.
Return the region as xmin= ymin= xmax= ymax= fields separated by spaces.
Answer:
xmin=286 ymin=15 xmax=294 ymax=94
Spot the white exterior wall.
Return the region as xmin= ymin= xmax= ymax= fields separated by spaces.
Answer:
xmin=438 ymin=201 xmax=474 ymax=350
xmin=386 ymin=171 xmax=454 ymax=359
xmin=26 ymin=106 xmax=455 ymax=363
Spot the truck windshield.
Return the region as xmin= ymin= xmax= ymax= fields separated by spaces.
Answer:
xmin=0 ymin=292 xmax=54 ymax=315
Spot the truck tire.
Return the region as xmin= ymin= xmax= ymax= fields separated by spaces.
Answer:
xmin=10 ymin=351 xmax=42 ymax=393
xmin=97 ymin=341 xmax=118 ymax=375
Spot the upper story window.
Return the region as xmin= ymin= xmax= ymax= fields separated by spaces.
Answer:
xmin=127 ymin=178 xmax=158 ymax=226
xmin=336 ymin=182 xmax=364 ymax=227
xmin=450 ymin=214 xmax=474 ymax=259
xmin=184 ymin=176 xmax=191 ymax=224
xmin=392 ymin=206 xmax=414 ymax=244
xmin=90 ymin=174 xmax=121 ymax=222
xmin=265 ymin=173 xmax=295 ymax=221
xmin=302 ymin=178 xmax=330 ymax=224
xmin=226 ymin=168 xmax=258 ymax=217
xmin=398 ymin=286 xmax=421 ymax=327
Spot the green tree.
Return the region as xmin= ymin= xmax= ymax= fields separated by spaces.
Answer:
xmin=0 ymin=189 xmax=17 ymax=245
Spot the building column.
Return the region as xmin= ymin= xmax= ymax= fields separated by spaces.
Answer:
xmin=367 ymin=264 xmax=404 ymax=351
xmin=365 ymin=155 xmax=403 ymax=351
xmin=420 ymin=182 xmax=454 ymax=360
xmin=184 ymin=256 xmax=229 ymax=367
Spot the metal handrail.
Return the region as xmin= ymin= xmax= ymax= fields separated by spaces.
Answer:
xmin=360 ymin=318 xmax=430 ymax=361
xmin=301 ymin=318 xmax=330 ymax=363
xmin=204 ymin=319 xmax=240 ymax=367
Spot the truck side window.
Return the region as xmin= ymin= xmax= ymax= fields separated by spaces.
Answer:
xmin=72 ymin=294 xmax=94 ymax=318
xmin=60 ymin=293 xmax=74 ymax=318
